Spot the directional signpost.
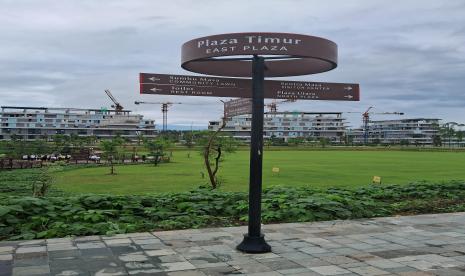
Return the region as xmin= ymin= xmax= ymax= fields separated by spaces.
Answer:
xmin=139 ymin=32 xmax=360 ymax=253
xmin=140 ymin=73 xmax=360 ymax=101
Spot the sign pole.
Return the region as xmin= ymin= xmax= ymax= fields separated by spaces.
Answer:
xmin=237 ymin=55 xmax=271 ymax=253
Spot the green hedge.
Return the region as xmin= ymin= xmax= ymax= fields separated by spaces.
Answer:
xmin=2 ymin=181 xmax=465 ymax=240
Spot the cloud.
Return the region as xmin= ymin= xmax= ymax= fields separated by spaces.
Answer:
xmin=0 ymin=0 xmax=464 ymax=128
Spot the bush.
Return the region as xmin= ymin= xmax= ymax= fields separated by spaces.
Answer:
xmin=2 ymin=181 xmax=465 ymax=240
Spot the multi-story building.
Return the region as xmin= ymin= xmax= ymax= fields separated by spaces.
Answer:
xmin=209 ymin=112 xmax=346 ymax=142
xmin=0 ymin=106 xmax=156 ymax=140
xmin=348 ymin=118 xmax=441 ymax=145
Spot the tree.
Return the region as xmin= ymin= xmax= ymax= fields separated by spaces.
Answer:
xmin=136 ymin=133 xmax=145 ymax=145
xmin=264 ymin=139 xmax=273 ymax=149
xmin=144 ymin=138 xmax=170 ymax=166
xmin=456 ymin=131 xmax=464 ymax=147
xmin=446 ymin=124 xmax=456 ymax=147
xmin=10 ymin=133 xmax=21 ymax=142
xmin=400 ymin=139 xmax=410 ymax=147
xmin=288 ymin=137 xmax=305 ymax=147
xmin=32 ymin=165 xmax=56 ymax=197
xmin=31 ymin=140 xmax=50 ymax=156
xmin=345 ymin=135 xmax=354 ymax=146
xmin=198 ymin=122 xmax=238 ymax=189
xmin=69 ymin=133 xmax=81 ymax=148
xmin=432 ymin=135 xmax=442 ymax=147
xmin=40 ymin=133 xmax=49 ymax=142
xmin=101 ymin=137 xmax=123 ymax=175
xmin=270 ymin=135 xmax=287 ymax=146
xmin=83 ymin=135 xmax=97 ymax=147
xmin=52 ymin=134 xmax=71 ymax=153
xmin=439 ymin=122 xmax=457 ymax=148
xmin=1 ymin=141 xmax=12 ymax=159
xmin=7 ymin=139 xmax=27 ymax=158
xmin=159 ymin=130 xmax=181 ymax=143
xmin=319 ymin=137 xmax=330 ymax=148
xmin=183 ymin=131 xmax=195 ymax=149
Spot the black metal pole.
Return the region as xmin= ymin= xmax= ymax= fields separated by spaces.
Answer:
xmin=237 ymin=55 xmax=271 ymax=253
xmin=162 ymin=104 xmax=168 ymax=132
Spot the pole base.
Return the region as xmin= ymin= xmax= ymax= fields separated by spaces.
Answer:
xmin=236 ymin=234 xmax=271 ymax=253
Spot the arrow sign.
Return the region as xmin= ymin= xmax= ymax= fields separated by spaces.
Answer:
xmin=148 ymin=77 xmax=160 ymax=82
xmin=140 ymin=73 xmax=360 ymax=101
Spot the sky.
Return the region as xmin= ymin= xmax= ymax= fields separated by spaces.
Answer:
xmin=1 ymin=0 xmax=464 ymax=129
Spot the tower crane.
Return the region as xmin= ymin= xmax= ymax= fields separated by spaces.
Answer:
xmin=104 ymin=89 xmax=124 ymax=114
xmin=346 ymin=107 xmax=404 ymax=145
xmin=362 ymin=106 xmax=374 ymax=144
xmin=134 ymin=101 xmax=182 ymax=132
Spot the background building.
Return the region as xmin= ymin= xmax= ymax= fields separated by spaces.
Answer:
xmin=348 ymin=118 xmax=441 ymax=145
xmin=0 ymin=106 xmax=156 ymax=140
xmin=209 ymin=112 xmax=346 ymax=142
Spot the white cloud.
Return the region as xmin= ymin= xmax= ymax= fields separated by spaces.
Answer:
xmin=0 ymin=0 xmax=464 ymax=128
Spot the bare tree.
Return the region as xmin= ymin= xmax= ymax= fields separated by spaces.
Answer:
xmin=200 ymin=119 xmax=238 ymax=189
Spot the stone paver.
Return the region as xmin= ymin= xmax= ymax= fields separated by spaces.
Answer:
xmin=2 ymin=212 xmax=465 ymax=275
xmin=309 ymin=265 xmax=350 ymax=275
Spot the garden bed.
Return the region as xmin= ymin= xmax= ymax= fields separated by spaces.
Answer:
xmin=2 ymin=181 xmax=465 ymax=240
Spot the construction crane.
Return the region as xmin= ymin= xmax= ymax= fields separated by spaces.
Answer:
xmin=266 ymin=99 xmax=296 ymax=113
xmin=104 ymin=89 xmax=124 ymax=114
xmin=362 ymin=106 xmax=374 ymax=144
xmin=346 ymin=107 xmax=404 ymax=145
xmin=134 ymin=101 xmax=182 ymax=132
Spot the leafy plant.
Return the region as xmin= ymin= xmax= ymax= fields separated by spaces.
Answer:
xmin=2 ymin=180 xmax=465 ymax=240
xmin=197 ymin=126 xmax=239 ymax=189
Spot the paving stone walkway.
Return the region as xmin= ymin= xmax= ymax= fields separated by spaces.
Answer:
xmin=2 ymin=213 xmax=465 ymax=276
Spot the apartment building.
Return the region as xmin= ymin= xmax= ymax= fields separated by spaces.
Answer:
xmin=0 ymin=106 xmax=156 ymax=140
xmin=348 ymin=118 xmax=441 ymax=145
xmin=209 ymin=112 xmax=346 ymax=142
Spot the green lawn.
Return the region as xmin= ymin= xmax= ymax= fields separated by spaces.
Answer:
xmin=54 ymin=150 xmax=465 ymax=194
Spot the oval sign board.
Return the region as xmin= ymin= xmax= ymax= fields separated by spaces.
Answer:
xmin=181 ymin=32 xmax=338 ymax=77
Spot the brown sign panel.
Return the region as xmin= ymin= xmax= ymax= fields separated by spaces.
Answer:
xmin=140 ymin=73 xmax=249 ymax=89
xmin=140 ymin=73 xmax=359 ymax=101
xmin=223 ymin=98 xmax=252 ymax=118
xmin=140 ymin=83 xmax=250 ymax=98
xmin=181 ymin=32 xmax=337 ymax=77
xmin=265 ymin=81 xmax=359 ymax=101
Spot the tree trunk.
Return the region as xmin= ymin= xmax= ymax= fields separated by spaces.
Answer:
xmin=204 ymin=120 xmax=226 ymax=189
xmin=109 ymin=157 xmax=115 ymax=175
xmin=212 ymin=146 xmax=221 ymax=176
xmin=204 ymin=147 xmax=216 ymax=189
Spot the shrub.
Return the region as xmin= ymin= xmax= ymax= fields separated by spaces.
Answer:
xmin=2 ymin=181 xmax=465 ymax=240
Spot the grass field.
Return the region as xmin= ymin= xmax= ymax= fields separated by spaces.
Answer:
xmin=54 ymin=150 xmax=465 ymax=194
